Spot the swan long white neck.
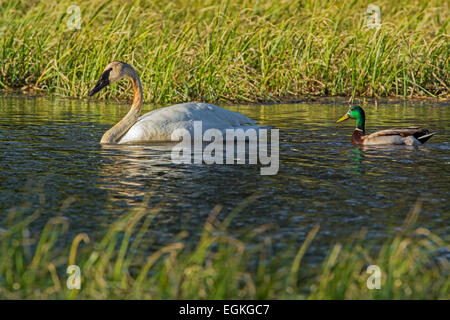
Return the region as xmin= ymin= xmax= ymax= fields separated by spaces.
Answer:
xmin=100 ymin=73 xmax=143 ymax=144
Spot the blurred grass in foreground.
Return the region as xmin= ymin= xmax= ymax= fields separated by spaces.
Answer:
xmin=0 ymin=0 xmax=448 ymax=103
xmin=0 ymin=199 xmax=448 ymax=299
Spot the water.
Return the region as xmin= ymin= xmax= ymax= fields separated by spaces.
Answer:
xmin=0 ymin=94 xmax=448 ymax=263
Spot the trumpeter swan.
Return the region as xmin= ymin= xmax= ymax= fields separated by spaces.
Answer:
xmin=88 ymin=61 xmax=259 ymax=144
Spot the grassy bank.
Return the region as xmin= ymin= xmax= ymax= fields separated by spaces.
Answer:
xmin=0 ymin=0 xmax=448 ymax=103
xmin=0 ymin=200 xmax=448 ymax=299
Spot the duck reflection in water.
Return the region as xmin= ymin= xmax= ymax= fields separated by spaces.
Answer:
xmin=350 ymin=147 xmax=365 ymax=175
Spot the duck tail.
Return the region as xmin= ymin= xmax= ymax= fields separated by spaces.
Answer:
xmin=416 ymin=131 xmax=436 ymax=144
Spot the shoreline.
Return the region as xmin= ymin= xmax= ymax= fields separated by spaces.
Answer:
xmin=2 ymin=90 xmax=449 ymax=107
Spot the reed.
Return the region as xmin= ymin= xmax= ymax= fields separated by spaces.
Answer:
xmin=0 ymin=200 xmax=448 ymax=299
xmin=0 ymin=0 xmax=448 ymax=103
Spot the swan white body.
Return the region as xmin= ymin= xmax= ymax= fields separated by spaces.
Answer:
xmin=118 ymin=102 xmax=257 ymax=143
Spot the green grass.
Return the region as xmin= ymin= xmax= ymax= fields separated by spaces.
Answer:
xmin=0 ymin=0 xmax=448 ymax=103
xmin=0 ymin=200 xmax=448 ymax=299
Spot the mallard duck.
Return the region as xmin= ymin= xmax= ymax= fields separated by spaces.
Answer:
xmin=336 ymin=105 xmax=436 ymax=146
xmin=88 ymin=61 xmax=258 ymax=144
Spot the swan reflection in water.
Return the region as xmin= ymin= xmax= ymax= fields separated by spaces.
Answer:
xmin=98 ymin=142 xmax=265 ymax=210
xmin=99 ymin=143 xmax=181 ymax=205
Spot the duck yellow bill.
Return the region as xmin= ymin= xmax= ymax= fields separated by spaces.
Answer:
xmin=336 ymin=114 xmax=350 ymax=123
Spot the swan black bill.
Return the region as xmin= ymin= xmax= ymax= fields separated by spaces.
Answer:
xmin=88 ymin=70 xmax=111 ymax=96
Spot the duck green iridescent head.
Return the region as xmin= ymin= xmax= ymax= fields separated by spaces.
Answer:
xmin=337 ymin=105 xmax=366 ymax=131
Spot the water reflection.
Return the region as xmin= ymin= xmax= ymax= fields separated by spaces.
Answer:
xmin=99 ymin=143 xmax=178 ymax=202
xmin=350 ymin=148 xmax=365 ymax=175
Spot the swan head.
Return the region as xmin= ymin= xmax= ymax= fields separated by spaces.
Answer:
xmin=88 ymin=61 xmax=137 ymax=96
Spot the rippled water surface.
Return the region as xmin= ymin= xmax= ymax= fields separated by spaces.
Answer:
xmin=0 ymin=95 xmax=448 ymax=262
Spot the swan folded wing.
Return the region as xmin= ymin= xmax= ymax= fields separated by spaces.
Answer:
xmin=118 ymin=103 xmax=260 ymax=143
xmin=136 ymin=103 xmax=255 ymax=125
